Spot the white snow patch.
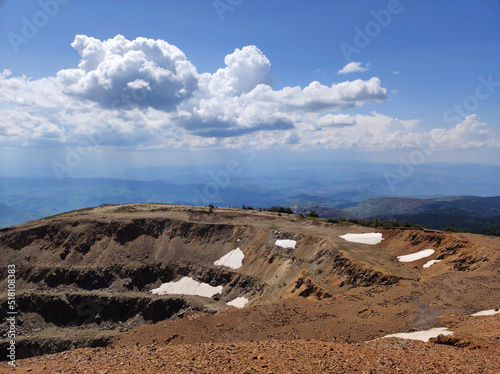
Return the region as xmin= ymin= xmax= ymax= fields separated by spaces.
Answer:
xmin=151 ymin=277 xmax=223 ymax=298
xmin=471 ymin=309 xmax=500 ymax=316
xmin=275 ymin=239 xmax=296 ymax=249
xmin=381 ymin=327 xmax=454 ymax=342
xmin=397 ymin=249 xmax=435 ymax=262
xmin=339 ymin=233 xmax=384 ymax=245
xmin=227 ymin=297 xmax=249 ymax=309
xmin=423 ymin=259 xmax=442 ymax=268
xmin=214 ymin=248 xmax=245 ymax=269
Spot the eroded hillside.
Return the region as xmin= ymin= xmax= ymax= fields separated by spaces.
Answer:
xmin=0 ymin=203 xmax=499 ymax=363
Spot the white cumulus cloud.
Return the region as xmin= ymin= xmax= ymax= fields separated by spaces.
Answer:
xmin=57 ymin=34 xmax=199 ymax=111
xmin=293 ymin=113 xmax=498 ymax=151
xmin=337 ymin=61 xmax=370 ymax=74
xmin=317 ymin=114 xmax=356 ymax=128
xmin=0 ymin=35 xmax=498 ymax=152
xmin=428 ymin=114 xmax=500 ymax=149
xmin=0 ymin=36 xmax=390 ymax=142
xmin=199 ymin=45 xmax=272 ymax=97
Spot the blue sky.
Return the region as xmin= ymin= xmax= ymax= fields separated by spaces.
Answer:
xmin=0 ymin=0 xmax=499 ymax=180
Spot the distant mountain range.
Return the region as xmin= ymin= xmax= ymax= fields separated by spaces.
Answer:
xmin=0 ymin=204 xmax=43 ymax=229
xmin=0 ymin=162 xmax=499 ymax=235
xmin=290 ymin=196 xmax=500 ymax=235
xmin=347 ymin=196 xmax=500 ymax=218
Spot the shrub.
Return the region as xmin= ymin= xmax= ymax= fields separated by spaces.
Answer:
xmin=268 ymin=206 xmax=293 ymax=214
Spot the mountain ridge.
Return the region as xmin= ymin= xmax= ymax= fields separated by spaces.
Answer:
xmin=0 ymin=176 xmax=499 ymax=234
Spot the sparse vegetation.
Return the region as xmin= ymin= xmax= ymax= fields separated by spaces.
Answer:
xmin=325 ymin=217 xmax=427 ymax=230
xmin=356 ymin=218 xmax=427 ymax=230
xmin=267 ymin=206 xmax=294 ymax=214
xmin=236 ymin=202 xmax=498 ymax=236
xmin=42 ymin=207 xmax=96 ymax=220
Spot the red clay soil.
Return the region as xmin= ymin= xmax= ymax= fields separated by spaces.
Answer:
xmin=3 ymin=338 xmax=500 ymax=373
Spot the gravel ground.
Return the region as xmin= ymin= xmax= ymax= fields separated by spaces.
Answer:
xmin=2 ymin=338 xmax=500 ymax=373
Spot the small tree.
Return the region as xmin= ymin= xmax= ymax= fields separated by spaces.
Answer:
xmin=308 ymin=211 xmax=319 ymax=218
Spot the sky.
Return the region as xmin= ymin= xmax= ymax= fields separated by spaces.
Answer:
xmin=0 ymin=0 xmax=499 ymax=180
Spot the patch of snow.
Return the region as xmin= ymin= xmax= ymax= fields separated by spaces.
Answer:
xmin=227 ymin=297 xmax=249 ymax=309
xmin=381 ymin=327 xmax=454 ymax=342
xmin=423 ymin=259 xmax=442 ymax=268
xmin=397 ymin=249 xmax=435 ymax=262
xmin=151 ymin=277 xmax=223 ymax=298
xmin=214 ymin=248 xmax=245 ymax=269
xmin=471 ymin=309 xmax=500 ymax=316
xmin=339 ymin=233 xmax=384 ymax=245
xmin=275 ymin=239 xmax=296 ymax=249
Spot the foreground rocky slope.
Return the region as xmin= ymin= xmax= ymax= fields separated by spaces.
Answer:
xmin=0 ymin=203 xmax=499 ymax=372
xmin=8 ymin=336 xmax=500 ymax=373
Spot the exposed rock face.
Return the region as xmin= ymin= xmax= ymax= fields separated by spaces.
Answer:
xmin=0 ymin=203 xmax=499 ymax=361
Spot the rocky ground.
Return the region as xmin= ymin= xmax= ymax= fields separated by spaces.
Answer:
xmin=3 ymin=335 xmax=500 ymax=373
xmin=2 ymin=295 xmax=499 ymax=373
xmin=0 ymin=203 xmax=499 ymax=372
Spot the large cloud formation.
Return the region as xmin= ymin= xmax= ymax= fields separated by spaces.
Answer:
xmin=57 ymin=35 xmax=199 ymax=111
xmin=0 ymin=35 xmax=498 ymax=150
